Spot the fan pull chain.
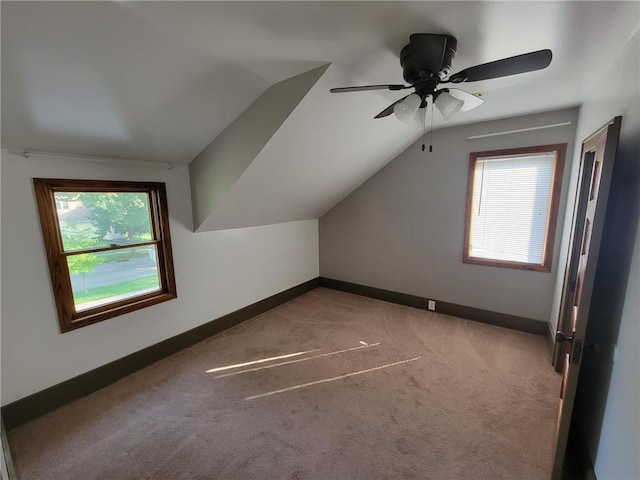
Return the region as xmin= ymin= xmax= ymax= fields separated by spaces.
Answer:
xmin=421 ymin=103 xmax=427 ymax=152
xmin=429 ymin=98 xmax=434 ymax=152
xmin=422 ymin=99 xmax=435 ymax=153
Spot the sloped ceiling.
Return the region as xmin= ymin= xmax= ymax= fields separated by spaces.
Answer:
xmin=189 ymin=64 xmax=332 ymax=230
xmin=2 ymin=2 xmax=639 ymax=228
xmin=195 ymin=62 xmax=423 ymax=231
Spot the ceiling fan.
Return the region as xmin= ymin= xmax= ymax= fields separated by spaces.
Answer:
xmin=330 ymin=34 xmax=552 ymax=123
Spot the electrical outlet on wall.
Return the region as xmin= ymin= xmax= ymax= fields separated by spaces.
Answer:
xmin=427 ymin=300 xmax=436 ymax=311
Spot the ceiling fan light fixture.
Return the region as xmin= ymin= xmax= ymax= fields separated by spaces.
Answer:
xmin=435 ymin=92 xmax=464 ymax=121
xmin=393 ymin=93 xmax=421 ymax=123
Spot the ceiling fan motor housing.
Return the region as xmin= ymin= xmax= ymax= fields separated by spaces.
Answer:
xmin=400 ymin=34 xmax=457 ymax=91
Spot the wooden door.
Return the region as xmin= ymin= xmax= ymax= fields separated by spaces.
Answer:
xmin=551 ymin=117 xmax=621 ymax=479
xmin=553 ymin=151 xmax=594 ymax=372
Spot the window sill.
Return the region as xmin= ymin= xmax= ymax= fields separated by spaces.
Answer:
xmin=463 ymin=256 xmax=551 ymax=272
xmin=62 ymin=291 xmax=177 ymax=333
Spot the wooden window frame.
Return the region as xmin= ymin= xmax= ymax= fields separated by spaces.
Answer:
xmin=463 ymin=143 xmax=567 ymax=272
xmin=33 ymin=178 xmax=177 ymax=332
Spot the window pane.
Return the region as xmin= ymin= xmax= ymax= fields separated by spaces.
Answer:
xmin=55 ymin=192 xmax=153 ymax=252
xmin=68 ymin=245 xmax=161 ymax=312
xmin=469 ymin=153 xmax=555 ymax=264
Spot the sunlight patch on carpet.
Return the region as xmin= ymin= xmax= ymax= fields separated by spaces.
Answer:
xmin=215 ymin=343 xmax=382 ymax=379
xmin=205 ymin=349 xmax=322 ymax=373
xmin=244 ymin=357 xmax=421 ymax=400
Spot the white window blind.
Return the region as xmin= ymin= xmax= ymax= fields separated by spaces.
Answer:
xmin=469 ymin=152 xmax=556 ymax=264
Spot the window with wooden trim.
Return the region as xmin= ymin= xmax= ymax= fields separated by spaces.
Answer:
xmin=463 ymin=144 xmax=566 ymax=271
xmin=34 ymin=179 xmax=177 ymax=332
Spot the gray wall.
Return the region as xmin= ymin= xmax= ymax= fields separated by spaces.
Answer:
xmin=1 ymin=151 xmax=319 ymax=404
xmin=320 ymin=107 xmax=579 ymax=323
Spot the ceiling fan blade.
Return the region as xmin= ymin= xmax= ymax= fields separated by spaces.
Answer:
xmin=447 ymin=49 xmax=552 ymax=83
xmin=330 ymin=84 xmax=409 ymax=93
xmin=374 ymin=94 xmax=411 ymax=119
xmin=447 ymin=88 xmax=484 ymax=111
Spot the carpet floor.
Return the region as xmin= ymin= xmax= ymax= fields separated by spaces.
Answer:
xmin=9 ymin=287 xmax=561 ymax=480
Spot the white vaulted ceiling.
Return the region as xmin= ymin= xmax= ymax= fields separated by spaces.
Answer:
xmin=2 ymin=2 xmax=639 ymax=228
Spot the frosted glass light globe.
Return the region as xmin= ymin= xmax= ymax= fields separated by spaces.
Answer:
xmin=393 ymin=94 xmax=421 ymax=124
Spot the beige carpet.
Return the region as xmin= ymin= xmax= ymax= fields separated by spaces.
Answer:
xmin=9 ymin=288 xmax=561 ymax=480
